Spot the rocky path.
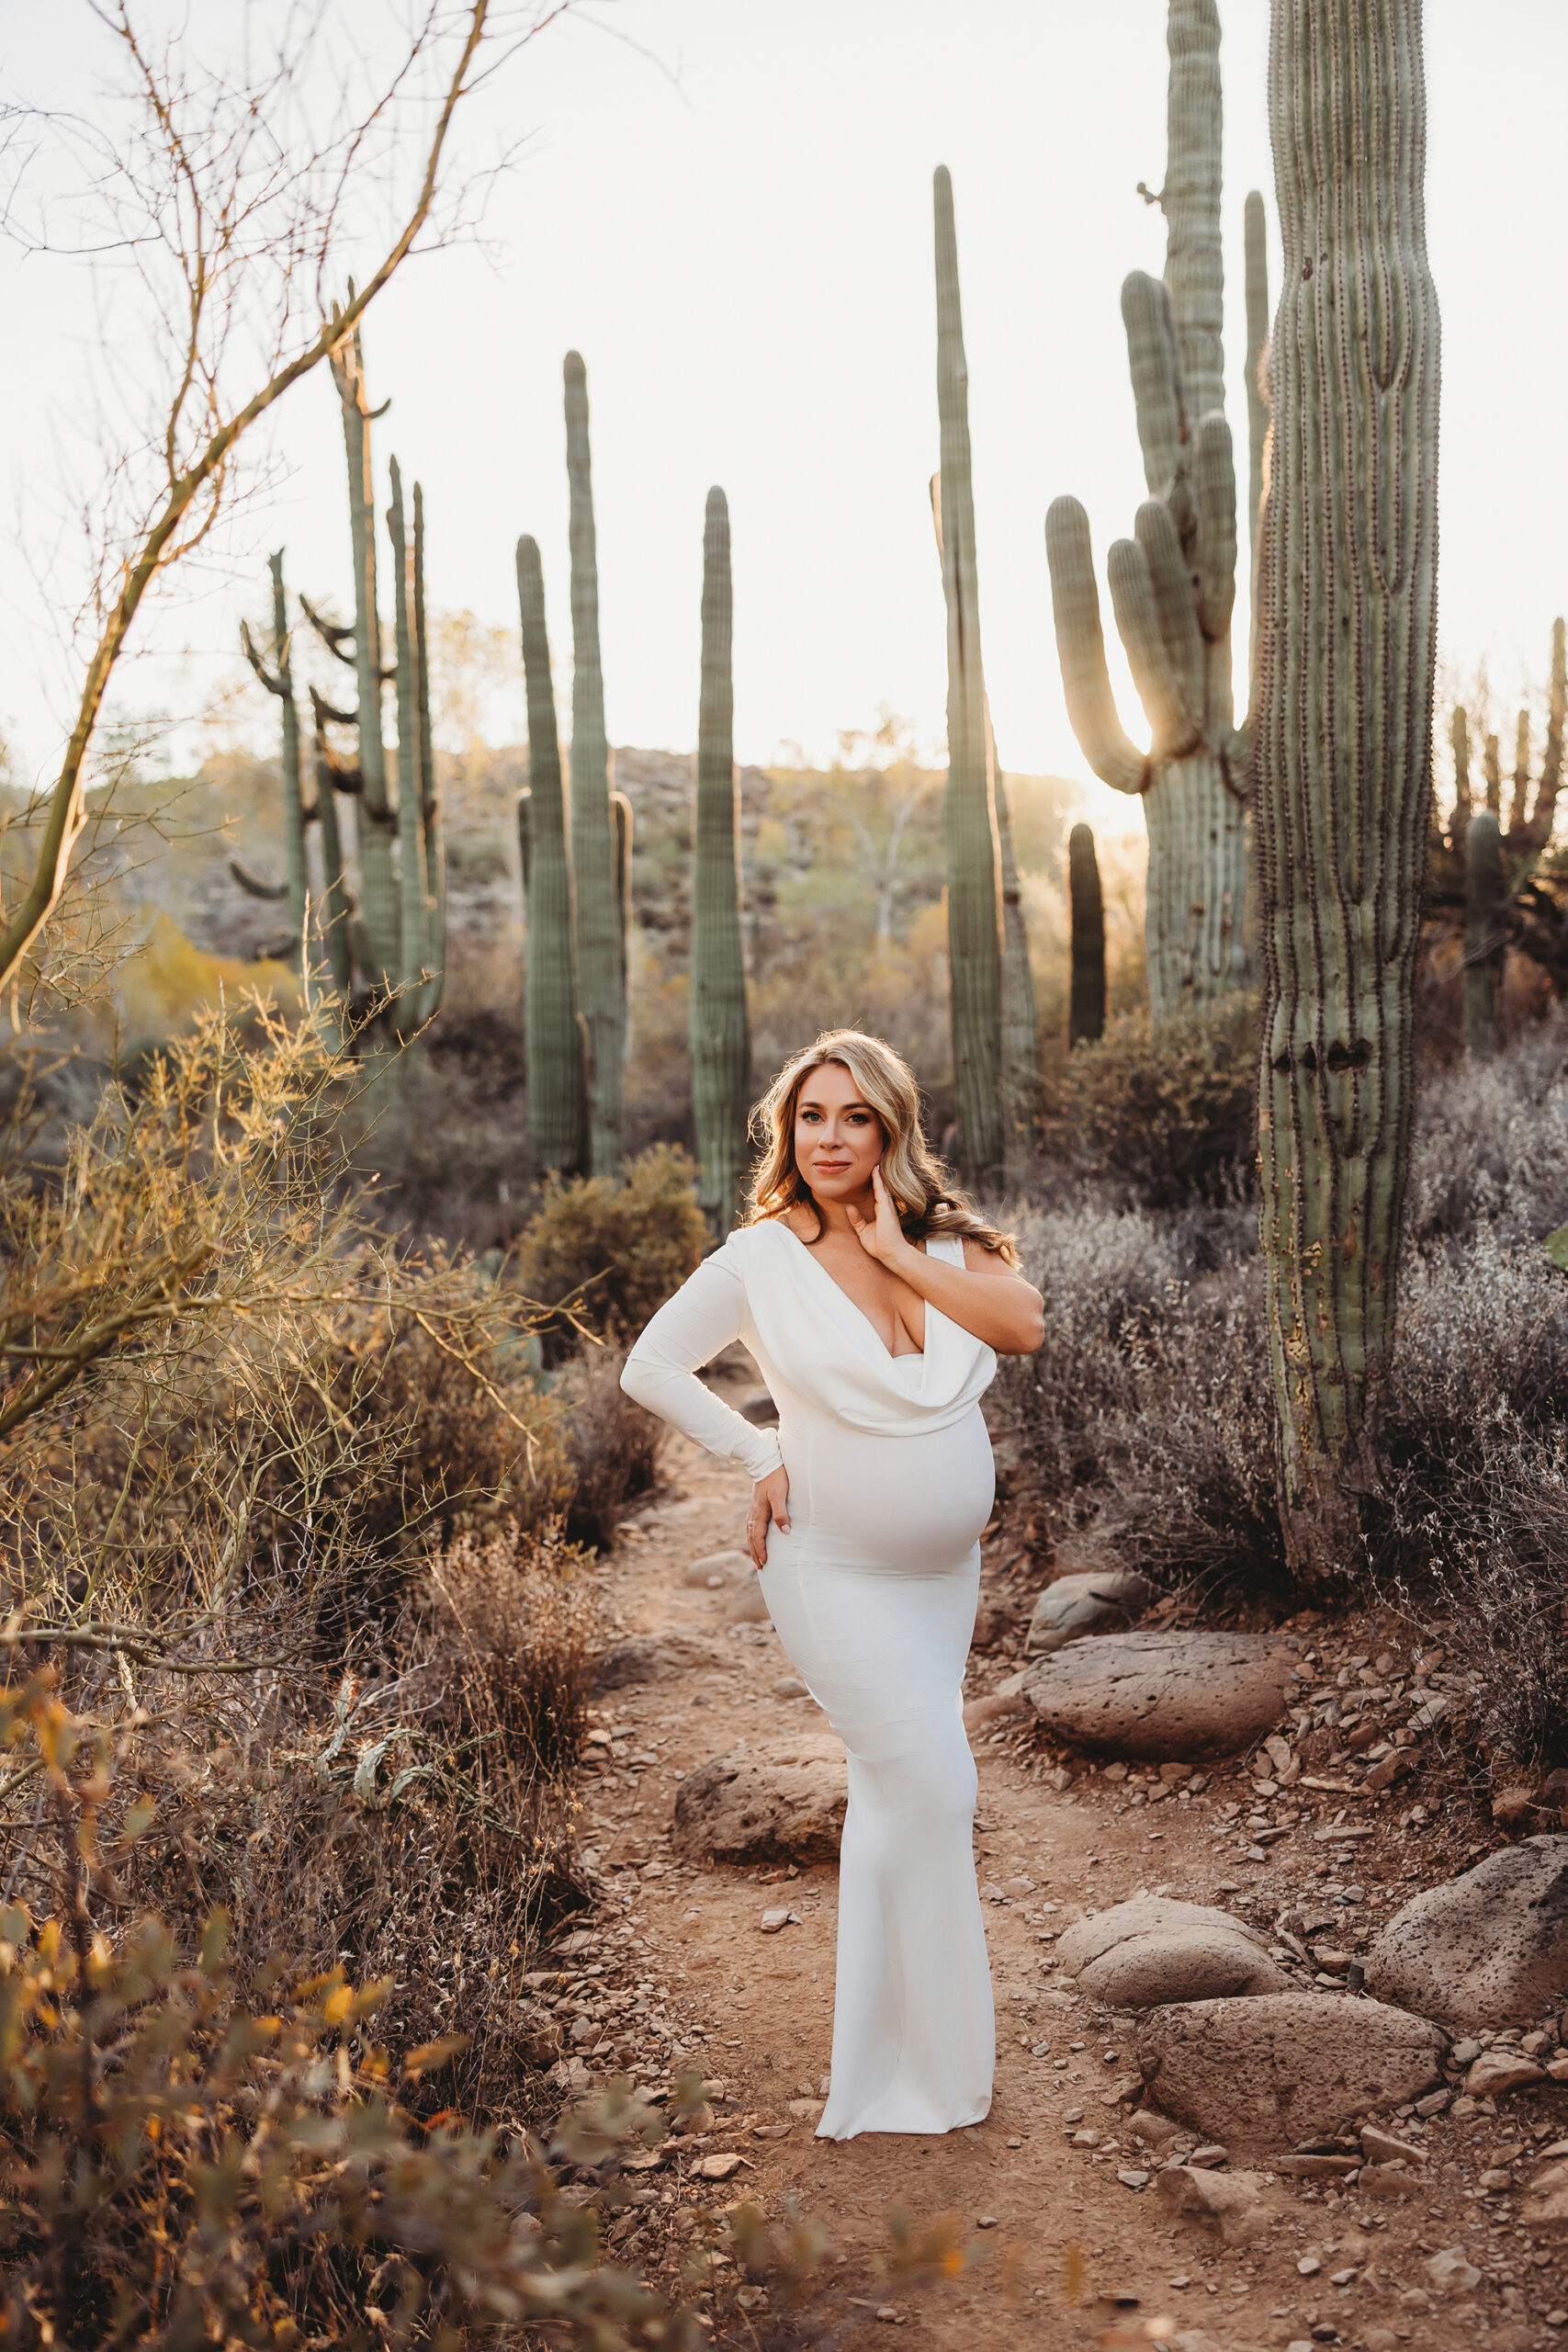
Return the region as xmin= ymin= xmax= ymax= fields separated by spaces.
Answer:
xmin=567 ymin=1410 xmax=1568 ymax=2352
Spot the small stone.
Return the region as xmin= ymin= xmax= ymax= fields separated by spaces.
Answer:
xmin=1360 ymin=2124 xmax=1427 ymax=2165
xmin=1479 ymin=2167 xmax=1513 ymax=2190
xmin=1129 ymin=2109 xmax=1180 ymax=2144
xmin=875 ymin=2306 xmax=902 ymax=2325
xmin=1358 ymin=2162 xmax=1414 ymax=2199
xmin=1546 ymin=2311 xmax=1568 ymax=2330
xmin=786 ymin=2098 xmax=822 ymax=2121
xmin=976 ymin=2213 xmax=998 ymax=2229
xmin=1426 ymin=2248 xmax=1483 ymax=2295
xmin=1414 ymin=2088 xmax=1452 ymax=2116
xmin=1329 ymin=2267 xmax=1358 ymax=2287
xmin=1117 ymin=2167 xmax=1151 ymax=2189
xmin=1450 ymin=2038 xmax=1483 ymax=2066
xmin=772 ymin=1675 xmax=809 ymax=1700
xmin=694 ymin=2153 xmax=741 ymax=2180
xmin=1071 ymin=2129 xmax=1102 ymax=2148
xmin=759 ymin=1907 xmax=799 ymax=1933
xmin=1156 ymin=2164 xmax=1269 ymax=2245
xmin=1468 ymin=2050 xmax=1546 ymax=2098
xmin=1188 ymin=2144 xmax=1228 ymax=2169
xmin=1298 ymin=2255 xmax=1322 ymax=2276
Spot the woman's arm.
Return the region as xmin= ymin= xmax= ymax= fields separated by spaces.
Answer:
xmin=620 ymin=1248 xmax=785 ymax=1480
xmin=847 ymin=1168 xmax=1044 ymax=1355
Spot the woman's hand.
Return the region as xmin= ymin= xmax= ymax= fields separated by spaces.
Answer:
xmin=746 ymin=1465 xmax=792 ymax=1570
xmin=846 ymin=1162 xmax=911 ymax=1267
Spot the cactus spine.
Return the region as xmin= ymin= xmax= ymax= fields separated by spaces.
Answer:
xmin=689 ymin=487 xmax=750 ymax=1232
xmin=1254 ymin=0 xmax=1440 ymax=1586
xmin=516 ymin=535 xmax=583 ymax=1173
xmin=1046 ymin=0 xmax=1258 ymax=1022
xmin=932 ymin=166 xmax=1006 ymax=1184
xmin=329 ymin=313 xmax=399 ymax=989
xmin=1068 ymin=823 xmax=1107 ymax=1047
xmin=564 ymin=352 xmax=625 ymax=1175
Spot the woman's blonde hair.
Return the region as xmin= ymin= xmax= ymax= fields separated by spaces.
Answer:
xmin=746 ymin=1028 xmax=1019 ymax=1263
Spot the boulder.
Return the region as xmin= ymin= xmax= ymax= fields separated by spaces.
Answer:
xmin=1024 ymin=1569 xmax=1154 ymax=1657
xmin=1154 ymin=2164 xmax=1270 ymax=2246
xmin=1021 ymin=1631 xmax=1296 ymax=1760
xmin=672 ymin=1734 xmax=847 ymax=1864
xmin=1135 ymin=1993 xmax=1447 ymax=2148
xmin=1056 ymin=1896 xmax=1292 ymax=2007
xmin=1363 ymin=1835 xmax=1568 ymax=2033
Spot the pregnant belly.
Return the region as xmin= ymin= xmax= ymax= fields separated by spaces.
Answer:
xmin=776 ymin=1405 xmax=995 ymax=1574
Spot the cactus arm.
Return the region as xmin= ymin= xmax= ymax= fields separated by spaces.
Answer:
xmin=1483 ymin=730 xmax=1502 ymax=815
xmin=1254 ymin=0 xmax=1440 ymax=1588
xmin=412 ymin=481 xmax=445 ymax=1023
xmin=1134 ymin=497 xmax=1205 ymax=706
xmin=298 ymin=595 xmax=357 ymax=668
xmin=1463 ymin=808 xmax=1505 ymax=1057
xmin=1122 ymin=271 xmax=1191 ymax=534
xmin=1450 ymin=704 xmax=1472 ymax=840
xmin=388 ymin=458 xmax=428 ymax=1023
xmin=564 ymin=350 xmax=624 ymax=1175
xmin=1508 ymin=710 xmax=1533 ymax=837
xmin=1045 ymin=497 xmax=1151 ymax=795
xmin=329 ymin=317 xmax=399 ymax=986
xmin=229 ymin=859 xmax=288 ymax=902
xmin=612 ymin=786 xmax=634 ymax=1043
xmin=1244 ymin=189 xmax=1270 ymax=589
xmin=1164 ymin=0 xmax=1225 ymax=424
xmin=1534 ymin=618 xmax=1566 ymax=847
xmin=1108 ymin=534 xmax=1199 ymax=754
xmin=689 ymin=486 xmax=751 ymax=1231
xmin=308 ymin=700 xmax=354 ymax=1000
xmin=1192 ymin=414 xmax=1237 ymax=641
xmin=1067 ymin=821 xmax=1107 ymax=1046
xmin=516 ymin=533 xmax=584 ymax=1173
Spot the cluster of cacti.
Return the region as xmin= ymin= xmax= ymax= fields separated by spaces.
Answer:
xmin=1046 ymin=0 xmax=1261 ymax=1023
xmin=513 ymin=355 xmax=634 ymax=1178
xmin=240 ymin=310 xmax=445 ymax=1030
xmin=1253 ymin=0 xmax=1440 ymax=1588
xmin=931 ymin=166 xmax=1039 ymax=1185
xmin=689 ymin=486 xmax=751 ymax=1231
xmin=1067 ymin=823 xmax=1107 ymax=1047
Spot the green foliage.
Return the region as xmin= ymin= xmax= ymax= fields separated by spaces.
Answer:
xmin=1063 ymin=995 xmax=1258 ymax=1206
xmin=514 ymin=1145 xmax=706 ymax=1348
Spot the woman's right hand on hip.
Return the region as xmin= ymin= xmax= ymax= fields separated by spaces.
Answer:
xmin=746 ymin=1466 xmax=791 ymax=1570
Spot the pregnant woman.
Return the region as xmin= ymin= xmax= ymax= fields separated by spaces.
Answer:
xmin=621 ymin=1029 xmax=1043 ymax=2141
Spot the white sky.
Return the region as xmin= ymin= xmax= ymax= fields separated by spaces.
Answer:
xmin=1 ymin=0 xmax=1564 ymax=850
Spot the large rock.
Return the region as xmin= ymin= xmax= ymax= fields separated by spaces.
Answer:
xmin=592 ymin=1632 xmax=722 ymax=1692
xmin=672 ymin=1735 xmax=847 ymax=1864
xmin=1155 ymin=2164 xmax=1271 ymax=2246
xmin=1024 ymin=1569 xmax=1155 ymax=1657
xmin=1364 ymin=1835 xmax=1568 ymax=2033
xmin=1057 ymin=1896 xmax=1292 ymax=2008
xmin=1021 ymin=1631 xmax=1296 ymax=1759
xmin=1135 ymin=1994 xmax=1447 ymax=2147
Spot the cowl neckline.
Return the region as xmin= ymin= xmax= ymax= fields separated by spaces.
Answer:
xmin=730 ymin=1219 xmax=997 ymax=1436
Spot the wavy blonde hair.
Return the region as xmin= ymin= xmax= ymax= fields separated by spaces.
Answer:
xmin=746 ymin=1028 xmax=1019 ymax=1263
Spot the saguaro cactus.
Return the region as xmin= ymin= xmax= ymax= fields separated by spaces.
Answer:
xmin=1068 ymin=823 xmax=1107 ymax=1047
xmin=1046 ymin=0 xmax=1258 ymax=1022
xmin=237 ymin=551 xmax=307 ymax=967
xmin=1253 ymin=0 xmax=1440 ymax=1586
xmin=328 ymin=312 xmax=399 ymax=989
xmin=412 ymin=482 xmax=445 ymax=1023
xmin=1463 ymin=809 xmax=1506 ymax=1060
xmin=932 ymin=166 xmax=1005 ymax=1184
xmin=689 ymin=487 xmax=750 ymax=1232
xmin=565 ymin=351 xmax=625 ymax=1175
xmin=516 ymin=535 xmax=583 ymax=1173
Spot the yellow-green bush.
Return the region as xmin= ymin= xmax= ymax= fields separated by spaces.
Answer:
xmin=514 ymin=1146 xmax=706 ymax=1349
xmin=1062 ymin=995 xmax=1259 ymax=1206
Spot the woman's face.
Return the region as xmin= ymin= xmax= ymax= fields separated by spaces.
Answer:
xmin=793 ymin=1062 xmax=886 ymax=1202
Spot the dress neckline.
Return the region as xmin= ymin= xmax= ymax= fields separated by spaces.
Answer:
xmin=775 ymin=1221 xmax=928 ymax=1363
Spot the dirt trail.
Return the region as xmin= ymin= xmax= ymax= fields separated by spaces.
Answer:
xmin=575 ymin=1409 xmax=1568 ymax=2352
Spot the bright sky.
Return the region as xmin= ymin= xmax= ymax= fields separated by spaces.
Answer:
xmin=2 ymin=0 xmax=1564 ymax=849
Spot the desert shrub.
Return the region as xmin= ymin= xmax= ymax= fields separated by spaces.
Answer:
xmin=556 ymin=1347 xmax=668 ymax=1548
xmin=425 ymin=1518 xmax=602 ymax=1781
xmin=514 ymin=1145 xmax=706 ymax=1352
xmin=1060 ymin=994 xmax=1258 ymax=1206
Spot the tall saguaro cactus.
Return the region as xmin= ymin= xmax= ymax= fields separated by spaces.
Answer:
xmin=238 ymin=551 xmax=307 ymax=968
xmin=1068 ymin=823 xmax=1107 ymax=1047
xmin=564 ymin=351 xmax=625 ymax=1175
xmin=388 ymin=458 xmax=428 ymax=1031
xmin=516 ymin=536 xmax=583 ymax=1173
xmin=932 ymin=166 xmax=1005 ymax=1183
xmin=328 ymin=314 xmax=399 ymax=988
xmin=412 ymin=482 xmax=445 ymax=1023
xmin=689 ymin=487 xmax=750 ymax=1232
xmin=1463 ymin=810 xmax=1505 ymax=1060
xmin=1046 ymin=0 xmax=1258 ymax=1022
xmin=1254 ymin=0 xmax=1440 ymax=1586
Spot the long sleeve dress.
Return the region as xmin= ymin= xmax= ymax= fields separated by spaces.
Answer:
xmin=620 ymin=1216 xmax=997 ymax=2142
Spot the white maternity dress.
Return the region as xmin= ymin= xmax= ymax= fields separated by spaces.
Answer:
xmin=620 ymin=1218 xmax=997 ymax=2142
